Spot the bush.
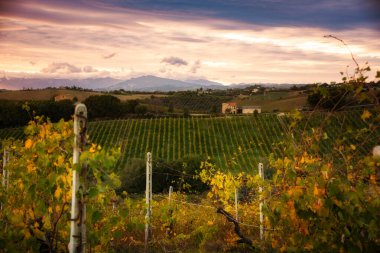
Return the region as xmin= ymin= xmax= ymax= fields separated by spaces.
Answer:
xmin=134 ymin=104 xmax=147 ymax=115
xmin=118 ymin=155 xmax=209 ymax=194
xmin=84 ymin=95 xmax=121 ymax=119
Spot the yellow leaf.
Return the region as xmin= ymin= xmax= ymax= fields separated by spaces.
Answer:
xmin=207 ymin=220 xmax=214 ymax=226
xmin=361 ymin=110 xmax=371 ymax=120
xmin=350 ymin=144 xmax=356 ymax=151
xmin=54 ymin=187 xmax=62 ymax=199
xmin=321 ymin=170 xmax=329 ymax=180
xmin=27 ymin=163 xmax=36 ymax=173
xmin=24 ymin=230 xmax=32 ymax=240
xmin=54 ymin=155 xmax=65 ymax=167
xmin=89 ymin=143 xmax=97 ymax=153
xmin=25 ymin=139 xmax=33 ymax=149
xmin=313 ymin=185 xmax=319 ymax=196
xmin=304 ymin=243 xmax=313 ymax=250
xmin=370 ymin=174 xmax=376 ymax=184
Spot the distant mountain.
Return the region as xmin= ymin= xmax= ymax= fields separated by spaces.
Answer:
xmin=0 ymin=75 xmax=305 ymax=92
xmin=0 ymin=77 xmax=121 ymax=90
xmin=185 ymin=79 xmax=228 ymax=90
xmin=108 ymin=75 xmax=226 ymax=92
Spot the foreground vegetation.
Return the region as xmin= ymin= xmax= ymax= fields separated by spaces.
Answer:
xmin=1 ymin=108 xmax=379 ymax=252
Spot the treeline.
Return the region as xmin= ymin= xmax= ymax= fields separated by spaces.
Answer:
xmin=307 ymin=82 xmax=380 ymax=110
xmin=144 ymin=91 xmax=231 ymax=113
xmin=0 ymin=100 xmax=73 ymax=128
xmin=0 ymin=95 xmax=147 ymax=128
xmin=84 ymin=95 xmax=147 ymax=119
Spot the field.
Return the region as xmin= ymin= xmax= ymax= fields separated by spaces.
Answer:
xmin=231 ymin=90 xmax=308 ymax=112
xmin=0 ymin=88 xmax=166 ymax=102
xmin=1 ymin=110 xmax=377 ymax=171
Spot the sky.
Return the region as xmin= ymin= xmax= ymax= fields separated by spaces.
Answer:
xmin=0 ymin=0 xmax=380 ymax=85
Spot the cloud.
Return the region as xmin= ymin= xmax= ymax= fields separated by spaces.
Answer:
xmin=82 ymin=65 xmax=98 ymax=73
xmin=1 ymin=0 xmax=379 ymax=84
xmin=190 ymin=60 xmax=201 ymax=73
xmin=42 ymin=62 xmax=81 ymax=74
xmin=103 ymin=52 xmax=116 ymax=59
xmin=161 ymin=56 xmax=188 ymax=66
xmin=41 ymin=63 xmax=98 ymax=74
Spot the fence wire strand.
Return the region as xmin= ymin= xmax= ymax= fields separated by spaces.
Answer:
xmin=152 ymin=194 xmax=281 ymax=231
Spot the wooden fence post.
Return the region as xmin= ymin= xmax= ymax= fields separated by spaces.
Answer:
xmin=2 ymin=147 xmax=9 ymax=190
xmin=258 ymin=163 xmax=264 ymax=240
xmin=145 ymin=152 xmax=153 ymax=250
xmin=69 ymin=103 xmax=87 ymax=253
xmin=1 ymin=147 xmax=9 ymax=211
xmin=235 ymin=187 xmax=239 ymax=221
xmin=168 ymin=185 xmax=173 ymax=207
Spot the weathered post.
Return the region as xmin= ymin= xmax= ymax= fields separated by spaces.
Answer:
xmin=258 ymin=163 xmax=264 ymax=240
xmin=2 ymin=147 xmax=9 ymax=190
xmin=69 ymin=103 xmax=87 ymax=253
xmin=145 ymin=152 xmax=153 ymax=251
xmin=168 ymin=185 xmax=173 ymax=207
xmin=1 ymin=147 xmax=9 ymax=211
xmin=235 ymin=187 xmax=239 ymax=221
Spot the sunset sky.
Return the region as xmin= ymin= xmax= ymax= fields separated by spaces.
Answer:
xmin=1 ymin=0 xmax=379 ymax=85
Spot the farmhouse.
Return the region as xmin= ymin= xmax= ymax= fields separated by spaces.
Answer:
xmin=222 ymin=103 xmax=261 ymax=114
xmin=240 ymin=106 xmax=261 ymax=114
xmin=221 ymin=102 xmax=237 ymax=114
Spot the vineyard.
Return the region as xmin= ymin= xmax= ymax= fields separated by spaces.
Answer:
xmin=0 ymin=110 xmax=377 ymax=171
xmin=143 ymin=92 xmax=232 ymax=113
xmin=0 ymin=108 xmax=379 ymax=252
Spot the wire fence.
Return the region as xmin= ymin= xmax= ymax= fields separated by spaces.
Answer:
xmin=152 ymin=193 xmax=281 ymax=231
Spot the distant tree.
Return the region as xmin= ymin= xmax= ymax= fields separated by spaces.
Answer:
xmin=210 ymin=104 xmax=217 ymax=114
xmin=307 ymin=86 xmax=351 ymax=109
xmin=135 ymin=104 xmax=147 ymax=115
xmin=168 ymin=103 xmax=174 ymax=113
xmin=0 ymin=100 xmax=29 ymax=127
xmin=183 ymin=108 xmax=190 ymax=117
xmin=126 ymin=99 xmax=139 ymax=113
xmin=84 ymin=95 xmax=121 ymax=119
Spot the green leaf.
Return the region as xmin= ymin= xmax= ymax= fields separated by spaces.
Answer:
xmin=120 ymin=208 xmax=129 ymax=218
xmin=91 ymin=210 xmax=102 ymax=223
xmin=87 ymin=187 xmax=98 ymax=198
xmin=113 ymin=230 xmax=123 ymax=239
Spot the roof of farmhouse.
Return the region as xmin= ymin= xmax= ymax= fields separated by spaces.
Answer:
xmin=241 ymin=105 xmax=261 ymax=109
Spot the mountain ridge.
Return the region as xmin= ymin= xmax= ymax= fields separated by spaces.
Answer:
xmin=0 ymin=75 xmax=301 ymax=92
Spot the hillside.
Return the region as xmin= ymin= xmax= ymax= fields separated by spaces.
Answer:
xmin=0 ymin=88 xmax=166 ymax=102
xmin=231 ymin=90 xmax=308 ymax=112
xmin=1 ymin=111 xmax=377 ymax=171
